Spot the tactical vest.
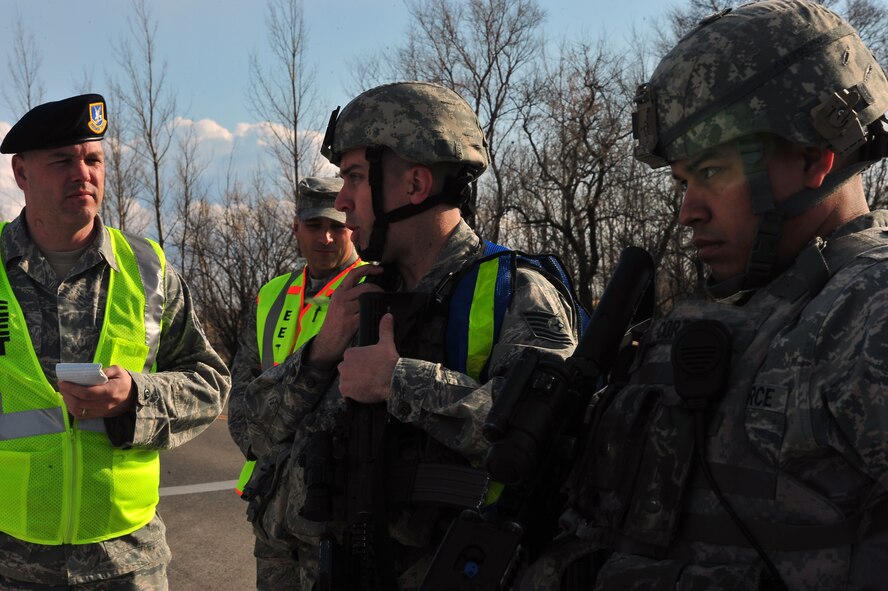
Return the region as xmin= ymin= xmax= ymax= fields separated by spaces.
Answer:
xmin=0 ymin=224 xmax=166 ymax=545
xmin=236 ymin=261 xmax=363 ymax=496
xmin=569 ymin=228 xmax=888 ymax=589
xmin=237 ymin=235 xmax=586 ymax=558
xmin=299 ymin=242 xmax=583 ymax=536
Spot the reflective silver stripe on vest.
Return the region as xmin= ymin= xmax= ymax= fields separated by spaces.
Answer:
xmin=261 ymin=273 xmax=300 ymax=372
xmin=0 ymin=406 xmax=65 ymax=441
xmin=126 ymin=233 xmax=164 ymax=372
xmin=78 ymin=418 xmax=108 ymax=434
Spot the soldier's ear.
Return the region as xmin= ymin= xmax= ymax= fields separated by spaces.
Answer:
xmin=11 ymin=155 xmax=27 ymax=190
xmin=406 ymin=164 xmax=434 ymax=205
xmin=802 ymin=146 xmax=835 ymax=189
xmin=292 ymin=218 xmax=300 ymax=238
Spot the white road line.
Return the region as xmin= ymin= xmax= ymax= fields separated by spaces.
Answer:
xmin=159 ymin=480 xmax=238 ymax=496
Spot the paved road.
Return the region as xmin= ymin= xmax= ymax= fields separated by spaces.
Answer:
xmin=158 ymin=414 xmax=256 ymax=590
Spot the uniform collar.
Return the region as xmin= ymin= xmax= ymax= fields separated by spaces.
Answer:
xmin=412 ymin=219 xmax=482 ymax=294
xmin=824 ymin=210 xmax=888 ymax=241
xmin=1 ymin=211 xmax=119 ymax=275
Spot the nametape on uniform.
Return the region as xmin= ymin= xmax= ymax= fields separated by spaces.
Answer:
xmin=747 ymin=383 xmax=787 ymax=412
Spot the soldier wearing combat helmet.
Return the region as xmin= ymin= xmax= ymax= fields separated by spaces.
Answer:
xmin=242 ymin=82 xmax=578 ymax=589
xmin=518 ymin=1 xmax=888 ymax=589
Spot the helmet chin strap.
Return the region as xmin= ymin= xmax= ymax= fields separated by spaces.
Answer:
xmin=739 ymin=136 xmax=783 ymax=290
xmin=707 ymin=127 xmax=887 ymax=299
xmin=359 ymin=147 xmax=389 ymax=262
xmin=359 ymin=147 xmax=475 ymax=262
xmin=701 ymin=136 xmax=782 ymax=298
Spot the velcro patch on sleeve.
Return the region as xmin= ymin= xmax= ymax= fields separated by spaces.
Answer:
xmin=522 ymin=311 xmax=572 ymax=345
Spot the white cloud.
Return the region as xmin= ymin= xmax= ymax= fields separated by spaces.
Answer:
xmin=0 ymin=122 xmax=24 ymax=222
xmin=173 ymin=116 xmax=234 ymax=142
xmin=233 ymin=122 xmax=256 ymax=137
xmin=203 ymin=119 xmax=338 ymax=179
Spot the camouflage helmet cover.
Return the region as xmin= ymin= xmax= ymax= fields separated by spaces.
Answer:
xmin=321 ymin=81 xmax=489 ymax=179
xmin=633 ymin=0 xmax=888 ymax=168
xmin=296 ymin=176 xmax=345 ymax=222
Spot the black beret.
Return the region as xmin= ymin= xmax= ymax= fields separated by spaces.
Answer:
xmin=0 ymin=93 xmax=108 ymax=154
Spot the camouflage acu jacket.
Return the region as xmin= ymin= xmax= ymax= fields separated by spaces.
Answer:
xmin=524 ymin=211 xmax=888 ymax=591
xmin=244 ymin=220 xmax=578 ymax=589
xmin=0 ymin=213 xmax=230 ymax=586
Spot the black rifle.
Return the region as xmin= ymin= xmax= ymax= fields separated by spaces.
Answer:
xmin=316 ymin=265 xmax=433 ymax=591
xmin=419 ymin=246 xmax=655 ymax=591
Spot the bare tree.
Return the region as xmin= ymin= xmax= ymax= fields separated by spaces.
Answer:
xmin=112 ymin=0 xmax=177 ymax=247
xmin=864 ymin=159 xmax=888 ymax=210
xmin=100 ymin=84 xmax=148 ymax=234
xmin=183 ymin=176 xmax=300 ymax=363
xmin=247 ymin=0 xmax=320 ymax=205
xmin=169 ymin=122 xmax=211 ymax=275
xmin=509 ymin=42 xmax=624 ymax=308
xmin=3 ymin=11 xmax=44 ymax=116
xmin=510 ymin=39 xmax=692 ymax=312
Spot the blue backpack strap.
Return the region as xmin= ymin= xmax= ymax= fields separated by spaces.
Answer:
xmin=446 ymin=241 xmax=591 ymax=381
xmin=446 ymin=241 xmax=514 ymax=381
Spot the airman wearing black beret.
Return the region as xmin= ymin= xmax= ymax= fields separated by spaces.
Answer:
xmin=0 ymin=92 xmax=230 ymax=590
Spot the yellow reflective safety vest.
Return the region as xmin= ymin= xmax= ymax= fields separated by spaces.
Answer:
xmin=255 ymin=261 xmax=363 ymax=371
xmin=0 ymin=224 xmax=166 ymax=545
xmin=236 ymin=260 xmax=362 ymax=496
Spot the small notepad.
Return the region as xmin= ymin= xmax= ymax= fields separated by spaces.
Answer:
xmin=56 ymin=363 xmax=109 ymax=386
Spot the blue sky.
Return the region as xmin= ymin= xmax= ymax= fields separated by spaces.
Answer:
xmin=0 ymin=0 xmax=670 ymax=220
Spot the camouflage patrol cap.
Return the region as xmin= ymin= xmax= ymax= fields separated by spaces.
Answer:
xmin=296 ymin=176 xmax=345 ymax=222
xmin=633 ymin=0 xmax=888 ymax=168
xmin=1 ymin=93 xmax=108 ymax=154
xmin=320 ymin=81 xmax=489 ymax=179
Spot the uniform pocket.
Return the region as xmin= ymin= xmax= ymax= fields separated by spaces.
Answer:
xmin=107 ymin=337 xmax=150 ymax=371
